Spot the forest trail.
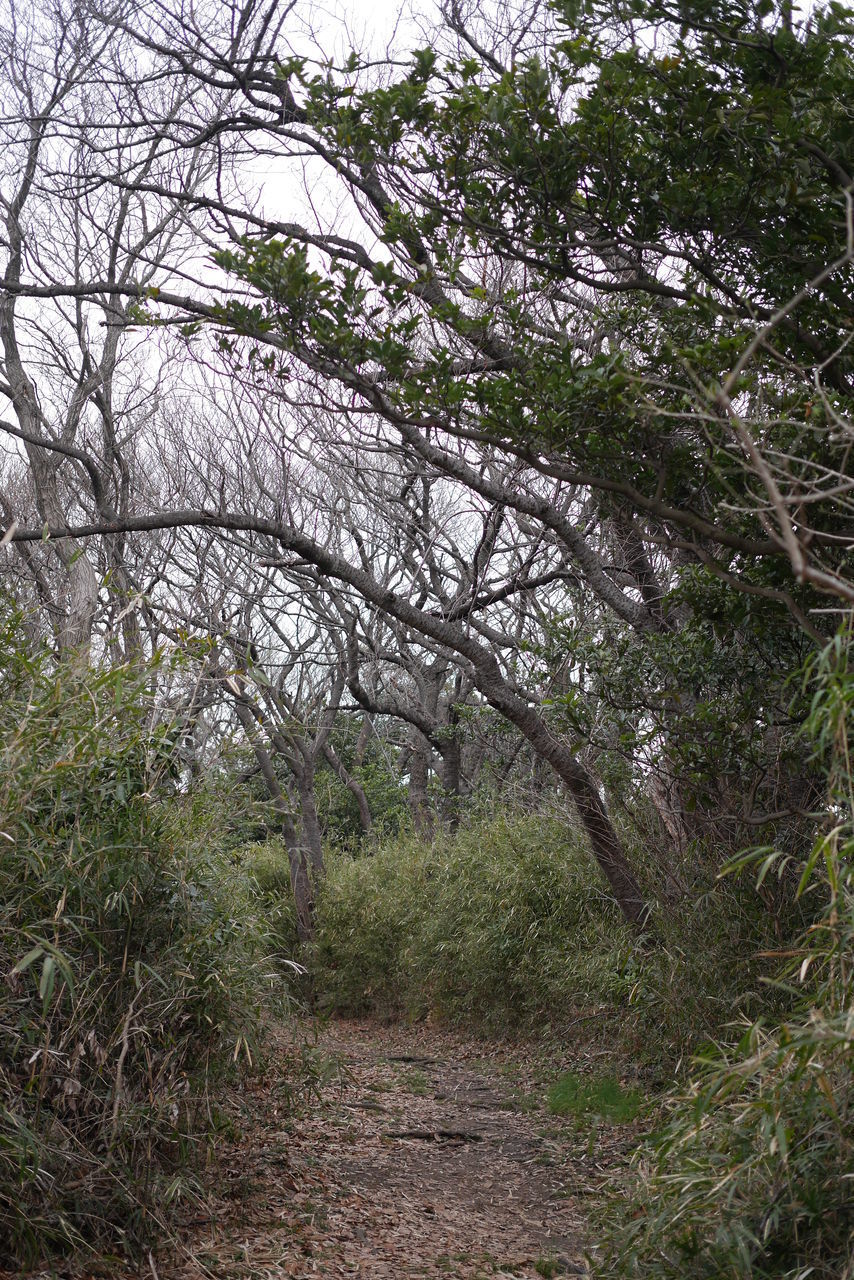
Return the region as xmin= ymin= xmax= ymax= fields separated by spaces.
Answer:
xmin=156 ymin=1018 xmax=634 ymax=1280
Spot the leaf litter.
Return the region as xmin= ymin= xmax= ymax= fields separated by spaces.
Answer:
xmin=13 ymin=1016 xmax=642 ymax=1280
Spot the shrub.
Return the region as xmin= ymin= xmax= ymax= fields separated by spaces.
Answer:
xmin=244 ymin=803 xmax=799 ymax=1061
xmin=0 ymin=619 xmax=287 ymax=1265
xmin=616 ymin=847 xmax=811 ymax=1074
xmin=600 ymin=871 xmax=854 ymax=1278
xmin=597 ymin=631 xmax=854 ymax=1278
xmin=288 ymin=813 xmax=637 ymax=1027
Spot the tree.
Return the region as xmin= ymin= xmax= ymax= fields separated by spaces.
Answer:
xmin=169 ymin=0 xmax=853 ymax=606
xmin=145 ymin=387 xmax=653 ymax=925
xmin=0 ymin=0 xmax=218 ymax=655
xmin=6 ymin=0 xmax=851 ymax=925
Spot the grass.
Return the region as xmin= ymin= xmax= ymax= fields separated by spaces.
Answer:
xmin=0 ymin=627 xmax=297 ymax=1267
xmin=547 ymin=1070 xmax=641 ymax=1124
xmin=403 ymin=1068 xmax=431 ymax=1095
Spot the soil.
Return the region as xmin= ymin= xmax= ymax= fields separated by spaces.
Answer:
xmin=151 ymin=1017 xmax=637 ymax=1280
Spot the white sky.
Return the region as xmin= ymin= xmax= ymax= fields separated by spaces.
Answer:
xmin=242 ymin=0 xmax=438 ymax=265
xmin=286 ymin=0 xmax=430 ymax=65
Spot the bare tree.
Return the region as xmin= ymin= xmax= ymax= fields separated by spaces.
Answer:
xmin=0 ymin=0 xmax=218 ymax=654
xmin=107 ymin=387 xmax=654 ymax=928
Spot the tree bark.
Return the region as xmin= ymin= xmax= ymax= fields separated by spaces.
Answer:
xmin=471 ymin=652 xmax=651 ymax=929
xmin=406 ymin=729 xmax=435 ymax=839
xmin=296 ymin=760 xmax=325 ymax=879
xmin=437 ymin=733 xmax=462 ymax=830
xmin=231 ymin=700 xmax=314 ymax=942
xmin=323 ymin=741 xmax=373 ymax=835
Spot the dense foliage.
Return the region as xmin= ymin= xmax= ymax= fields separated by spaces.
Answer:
xmin=598 ymin=631 xmax=854 ymax=1277
xmin=0 ymin=619 xmax=285 ymax=1264
xmin=248 ymin=814 xmax=633 ymax=1025
xmin=244 ymin=803 xmax=799 ymax=1074
xmin=0 ymin=0 xmax=853 ymax=1272
xmin=220 ymin=0 xmax=854 ymax=602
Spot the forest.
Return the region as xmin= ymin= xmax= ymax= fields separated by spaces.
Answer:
xmin=0 ymin=0 xmax=853 ymax=1275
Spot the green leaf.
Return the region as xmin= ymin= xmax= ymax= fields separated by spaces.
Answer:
xmin=39 ymin=955 xmax=55 ymax=1011
xmin=12 ymin=944 xmax=45 ymax=975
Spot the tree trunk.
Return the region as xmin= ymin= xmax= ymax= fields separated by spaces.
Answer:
xmin=438 ymin=735 xmax=462 ymax=831
xmin=472 ymin=656 xmax=652 ymax=930
xmin=406 ymin=730 xmax=434 ymax=839
xmin=279 ymin=810 xmax=315 ymax=946
xmin=231 ymin=700 xmax=315 ymax=941
xmin=296 ymin=760 xmax=325 ymax=879
xmin=323 ymin=741 xmax=373 ymax=835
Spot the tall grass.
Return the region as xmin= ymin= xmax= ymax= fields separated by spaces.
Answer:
xmin=247 ymin=805 xmax=804 ymax=1073
xmin=0 ymin=620 xmax=287 ymax=1265
xmin=246 ymin=814 xmax=638 ymax=1028
xmin=598 ymin=631 xmax=854 ymax=1278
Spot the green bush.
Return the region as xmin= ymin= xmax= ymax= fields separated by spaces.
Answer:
xmin=315 ymin=746 xmax=410 ymax=850
xmin=600 ymin=869 xmax=854 ymax=1277
xmin=598 ymin=632 xmax=854 ymax=1278
xmin=615 ymin=848 xmax=811 ymax=1072
xmin=270 ymin=813 xmax=638 ymax=1026
xmin=0 ymin=619 xmax=288 ymax=1265
xmin=417 ymin=816 xmax=636 ymax=1025
xmin=243 ymin=805 xmax=799 ymax=1059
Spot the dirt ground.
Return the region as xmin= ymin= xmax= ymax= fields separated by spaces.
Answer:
xmin=147 ymin=1017 xmax=636 ymax=1280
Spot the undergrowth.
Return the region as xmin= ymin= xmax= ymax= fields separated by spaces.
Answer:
xmin=596 ymin=630 xmax=854 ymax=1278
xmin=0 ymin=619 xmax=290 ymax=1266
xmin=246 ymin=808 xmax=800 ymax=1070
xmin=245 ymin=814 xmax=639 ymax=1030
xmin=548 ymin=1071 xmax=641 ymax=1123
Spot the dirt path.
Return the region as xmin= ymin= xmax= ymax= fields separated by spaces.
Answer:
xmin=159 ymin=1018 xmax=632 ymax=1280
